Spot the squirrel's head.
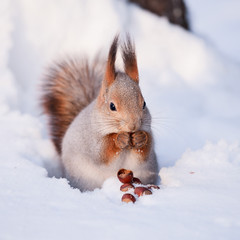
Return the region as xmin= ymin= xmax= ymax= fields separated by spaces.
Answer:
xmin=97 ymin=35 xmax=151 ymax=133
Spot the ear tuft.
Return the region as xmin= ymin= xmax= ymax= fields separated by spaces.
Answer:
xmin=121 ymin=34 xmax=139 ymax=83
xmin=105 ymin=35 xmax=119 ymax=86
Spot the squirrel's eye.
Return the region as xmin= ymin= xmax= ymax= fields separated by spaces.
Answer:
xmin=143 ymin=101 xmax=146 ymax=109
xmin=110 ymin=102 xmax=116 ymax=111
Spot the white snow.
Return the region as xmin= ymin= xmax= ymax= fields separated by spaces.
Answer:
xmin=0 ymin=0 xmax=240 ymax=239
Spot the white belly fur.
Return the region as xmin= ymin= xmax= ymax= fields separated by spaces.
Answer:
xmin=63 ymin=149 xmax=153 ymax=191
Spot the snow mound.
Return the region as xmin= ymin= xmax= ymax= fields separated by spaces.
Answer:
xmin=161 ymin=140 xmax=240 ymax=188
xmin=1 ymin=139 xmax=239 ymax=240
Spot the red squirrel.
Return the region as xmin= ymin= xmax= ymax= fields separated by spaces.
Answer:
xmin=41 ymin=35 xmax=159 ymax=191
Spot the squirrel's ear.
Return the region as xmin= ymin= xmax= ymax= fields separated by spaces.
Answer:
xmin=104 ymin=35 xmax=118 ymax=87
xmin=122 ymin=35 xmax=139 ymax=83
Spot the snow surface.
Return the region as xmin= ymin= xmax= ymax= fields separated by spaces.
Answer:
xmin=1 ymin=0 xmax=240 ymax=239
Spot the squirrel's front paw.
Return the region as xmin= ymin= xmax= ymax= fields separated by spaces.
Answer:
xmin=115 ymin=132 xmax=130 ymax=149
xmin=131 ymin=131 xmax=148 ymax=148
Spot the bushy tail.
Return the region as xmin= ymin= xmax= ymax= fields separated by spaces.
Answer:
xmin=41 ymin=57 xmax=104 ymax=154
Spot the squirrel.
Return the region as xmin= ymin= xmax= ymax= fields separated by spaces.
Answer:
xmin=41 ymin=35 xmax=159 ymax=191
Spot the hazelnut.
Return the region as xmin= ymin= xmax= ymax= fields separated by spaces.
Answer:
xmin=134 ymin=187 xmax=152 ymax=197
xmin=148 ymin=185 xmax=160 ymax=190
xmin=120 ymin=183 xmax=135 ymax=192
xmin=132 ymin=177 xmax=142 ymax=184
xmin=121 ymin=193 xmax=136 ymax=203
xmin=117 ymin=169 xmax=133 ymax=184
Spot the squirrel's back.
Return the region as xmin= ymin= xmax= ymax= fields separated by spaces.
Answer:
xmin=41 ymin=57 xmax=104 ymax=154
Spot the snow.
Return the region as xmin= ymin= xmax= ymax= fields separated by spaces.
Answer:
xmin=1 ymin=0 xmax=240 ymax=239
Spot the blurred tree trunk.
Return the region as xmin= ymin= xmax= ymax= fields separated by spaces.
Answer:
xmin=128 ymin=0 xmax=190 ymax=30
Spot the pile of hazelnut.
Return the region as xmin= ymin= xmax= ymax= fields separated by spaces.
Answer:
xmin=117 ymin=168 xmax=160 ymax=203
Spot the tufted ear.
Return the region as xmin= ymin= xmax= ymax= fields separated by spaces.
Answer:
xmin=121 ymin=35 xmax=139 ymax=83
xmin=98 ymin=35 xmax=118 ymax=105
xmin=104 ymin=35 xmax=118 ymax=87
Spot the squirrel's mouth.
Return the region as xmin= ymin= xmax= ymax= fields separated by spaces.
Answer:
xmin=127 ymin=124 xmax=139 ymax=132
xmin=119 ymin=120 xmax=142 ymax=133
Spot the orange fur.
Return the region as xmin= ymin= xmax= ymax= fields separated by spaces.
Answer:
xmin=132 ymin=131 xmax=152 ymax=161
xmin=98 ymin=36 xmax=118 ymax=105
xmin=104 ymin=35 xmax=118 ymax=87
xmin=100 ymin=131 xmax=152 ymax=165
xmin=100 ymin=133 xmax=121 ymax=165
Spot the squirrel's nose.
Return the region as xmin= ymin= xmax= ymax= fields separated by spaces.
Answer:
xmin=128 ymin=120 xmax=141 ymax=132
xmin=128 ymin=124 xmax=137 ymax=132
